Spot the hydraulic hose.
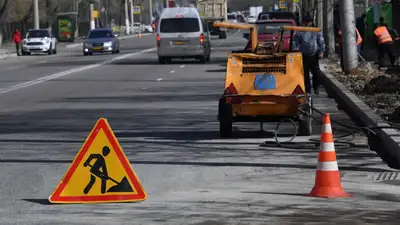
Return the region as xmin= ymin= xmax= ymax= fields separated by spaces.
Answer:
xmin=260 ymin=103 xmax=400 ymax=150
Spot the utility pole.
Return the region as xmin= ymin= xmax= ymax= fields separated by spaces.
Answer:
xmin=33 ymin=0 xmax=39 ymax=29
xmin=129 ymin=0 xmax=134 ymax=33
xmin=339 ymin=0 xmax=358 ymax=73
xmin=149 ymin=0 xmax=153 ymax=24
xmin=124 ymin=0 xmax=130 ymax=34
xmin=323 ymin=0 xmax=335 ymax=58
xmin=316 ymin=0 xmax=323 ymax=28
xmin=89 ymin=1 xmax=96 ymax=30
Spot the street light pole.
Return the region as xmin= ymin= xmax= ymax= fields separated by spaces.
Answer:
xmin=149 ymin=0 xmax=153 ymax=24
xmin=33 ymin=0 xmax=40 ymax=29
xmin=339 ymin=0 xmax=358 ymax=73
xmin=124 ymin=0 xmax=130 ymax=34
xmin=129 ymin=0 xmax=134 ymax=33
xmin=90 ymin=1 xmax=96 ymax=30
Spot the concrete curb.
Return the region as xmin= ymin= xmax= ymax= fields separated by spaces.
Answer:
xmin=0 ymin=52 xmax=17 ymax=60
xmin=65 ymin=33 xmax=154 ymax=49
xmin=319 ymin=61 xmax=400 ymax=169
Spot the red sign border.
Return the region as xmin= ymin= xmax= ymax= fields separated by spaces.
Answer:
xmin=49 ymin=118 xmax=147 ymax=203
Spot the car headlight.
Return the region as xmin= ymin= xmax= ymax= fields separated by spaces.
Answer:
xmin=103 ymin=41 xmax=112 ymax=47
xmin=43 ymin=38 xmax=50 ymax=43
xmin=22 ymin=40 xmax=27 ymax=45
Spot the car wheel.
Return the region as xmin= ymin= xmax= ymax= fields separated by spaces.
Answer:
xmin=47 ymin=44 xmax=53 ymax=55
xmin=53 ymin=45 xmax=57 ymax=54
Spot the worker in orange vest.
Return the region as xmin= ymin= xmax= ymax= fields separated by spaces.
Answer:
xmin=374 ymin=22 xmax=397 ymax=67
xmin=337 ymin=28 xmax=363 ymax=71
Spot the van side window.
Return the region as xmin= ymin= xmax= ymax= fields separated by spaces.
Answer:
xmin=160 ymin=18 xmax=200 ymax=33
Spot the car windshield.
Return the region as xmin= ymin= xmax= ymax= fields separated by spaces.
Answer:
xmin=88 ymin=30 xmax=113 ymax=39
xmin=27 ymin=30 xmax=50 ymax=38
xmin=257 ymin=22 xmax=293 ymax=35
xmin=160 ymin=18 xmax=200 ymax=33
xmin=228 ymin=15 xmax=236 ymax=20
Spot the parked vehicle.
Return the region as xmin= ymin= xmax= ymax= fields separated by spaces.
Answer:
xmin=22 ymin=29 xmax=57 ymax=55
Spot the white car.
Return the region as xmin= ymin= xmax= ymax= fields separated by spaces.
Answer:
xmin=22 ymin=29 xmax=57 ymax=55
xmin=246 ymin=16 xmax=257 ymax=23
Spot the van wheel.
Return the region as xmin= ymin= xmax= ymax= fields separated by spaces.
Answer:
xmin=158 ymin=57 xmax=168 ymax=64
xmin=205 ymin=54 xmax=211 ymax=62
xmin=218 ymin=98 xmax=233 ymax=138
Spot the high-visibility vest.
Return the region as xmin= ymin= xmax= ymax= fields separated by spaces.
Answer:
xmin=374 ymin=26 xmax=393 ymax=44
xmin=338 ymin=28 xmax=362 ymax=46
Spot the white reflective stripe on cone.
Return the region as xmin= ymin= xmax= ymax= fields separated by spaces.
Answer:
xmin=320 ymin=142 xmax=335 ymax=152
xmin=317 ymin=161 xmax=339 ymax=171
xmin=322 ymin=124 xmax=332 ymax=133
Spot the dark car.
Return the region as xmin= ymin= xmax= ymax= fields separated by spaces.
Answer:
xmin=82 ymin=28 xmax=120 ymax=56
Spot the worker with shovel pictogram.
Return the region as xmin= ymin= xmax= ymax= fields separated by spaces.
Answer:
xmin=83 ymin=146 xmax=133 ymax=194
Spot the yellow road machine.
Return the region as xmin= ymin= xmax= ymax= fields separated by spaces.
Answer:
xmin=213 ymin=21 xmax=321 ymax=138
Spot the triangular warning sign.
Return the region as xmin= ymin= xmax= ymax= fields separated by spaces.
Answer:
xmin=49 ymin=118 xmax=147 ymax=204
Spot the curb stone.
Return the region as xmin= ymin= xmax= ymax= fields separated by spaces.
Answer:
xmin=65 ymin=33 xmax=154 ymax=49
xmin=320 ymin=60 xmax=400 ymax=169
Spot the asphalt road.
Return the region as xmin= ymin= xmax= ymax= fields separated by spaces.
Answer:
xmin=0 ymin=31 xmax=399 ymax=225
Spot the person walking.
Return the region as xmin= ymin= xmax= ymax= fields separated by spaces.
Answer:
xmin=12 ymin=29 xmax=22 ymax=56
xmin=293 ymin=15 xmax=325 ymax=95
xmin=373 ymin=22 xmax=396 ymax=67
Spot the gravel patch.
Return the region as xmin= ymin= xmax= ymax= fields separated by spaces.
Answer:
xmin=323 ymin=58 xmax=400 ymax=123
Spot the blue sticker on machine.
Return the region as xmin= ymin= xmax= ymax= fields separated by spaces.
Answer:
xmin=254 ymin=74 xmax=276 ymax=90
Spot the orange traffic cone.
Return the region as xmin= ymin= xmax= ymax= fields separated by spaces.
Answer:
xmin=138 ymin=33 xmax=142 ymax=39
xmin=309 ymin=113 xmax=350 ymax=198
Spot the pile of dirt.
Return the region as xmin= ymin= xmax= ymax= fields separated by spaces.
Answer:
xmin=326 ymin=62 xmax=400 ymax=122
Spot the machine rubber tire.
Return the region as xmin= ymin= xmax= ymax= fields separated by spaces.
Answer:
xmin=158 ymin=57 xmax=166 ymax=64
xmin=53 ymin=46 xmax=57 ymax=54
xmin=218 ymin=98 xmax=233 ymax=138
xmin=298 ymin=117 xmax=312 ymax=136
xmin=298 ymin=96 xmax=313 ymax=136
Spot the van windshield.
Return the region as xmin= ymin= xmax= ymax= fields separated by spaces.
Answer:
xmin=160 ymin=18 xmax=200 ymax=33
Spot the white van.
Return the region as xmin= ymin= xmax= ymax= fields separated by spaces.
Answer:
xmin=157 ymin=7 xmax=212 ymax=64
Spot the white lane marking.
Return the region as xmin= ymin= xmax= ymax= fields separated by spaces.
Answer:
xmin=0 ymin=48 xmax=156 ymax=95
xmin=180 ymin=65 xmax=185 ymax=68
xmin=6 ymin=65 xmax=26 ymax=70
xmin=156 ymin=78 xmax=163 ymax=81
xmin=169 ymin=70 xmax=175 ymax=73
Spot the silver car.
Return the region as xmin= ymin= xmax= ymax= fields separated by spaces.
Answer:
xmin=83 ymin=28 xmax=120 ymax=56
xmin=157 ymin=7 xmax=212 ymax=64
